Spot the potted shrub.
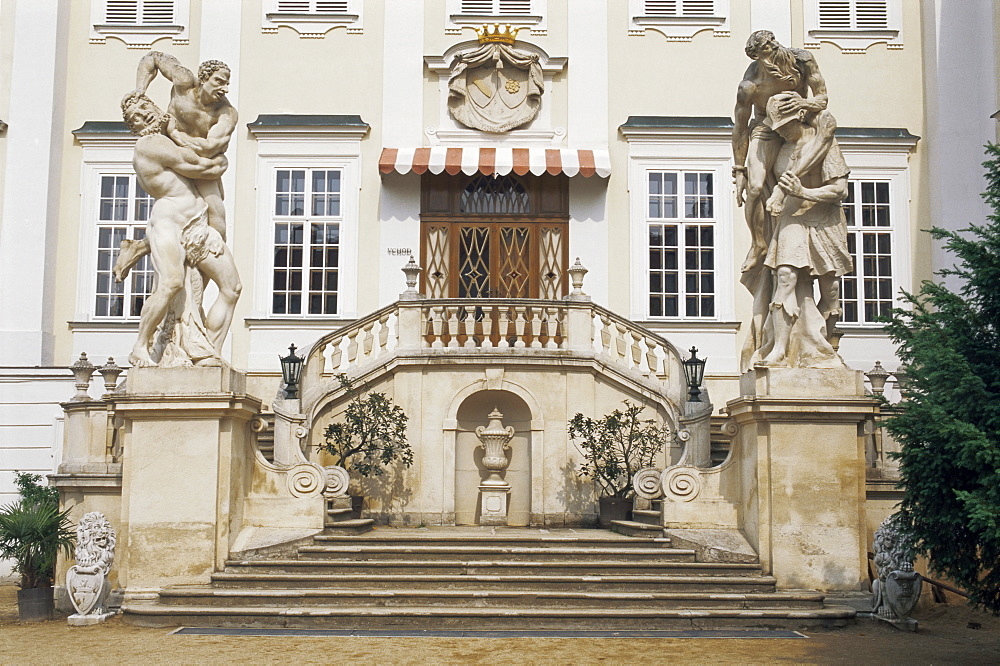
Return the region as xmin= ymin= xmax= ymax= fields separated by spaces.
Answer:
xmin=568 ymin=401 xmax=669 ymax=528
xmin=319 ymin=374 xmax=413 ymax=517
xmin=0 ymin=472 xmax=75 ymax=621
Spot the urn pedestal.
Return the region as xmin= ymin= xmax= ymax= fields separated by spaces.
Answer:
xmin=476 ymin=409 xmax=515 ymax=526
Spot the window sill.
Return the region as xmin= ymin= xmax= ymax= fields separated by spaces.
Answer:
xmin=245 ymin=318 xmax=356 ymax=329
xmin=638 ymin=320 xmax=741 ymax=331
xmin=805 ymin=29 xmax=901 ymax=53
xmin=68 ymin=320 xmax=140 ymax=331
xmin=90 ymin=23 xmax=188 ymax=48
xmin=629 ymin=14 xmax=729 ymax=40
xmin=263 ymin=12 xmax=361 ymax=36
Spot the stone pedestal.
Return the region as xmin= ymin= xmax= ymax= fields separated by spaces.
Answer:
xmin=479 ymin=485 xmax=511 ymax=526
xmin=115 ymin=366 xmax=261 ymax=597
xmin=727 ymin=367 xmax=876 ymax=592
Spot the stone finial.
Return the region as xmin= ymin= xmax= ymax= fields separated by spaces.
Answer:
xmin=67 ymin=511 xmax=117 ymax=625
xmin=866 ymin=361 xmax=891 ymax=396
xmin=70 ymin=353 xmax=96 ymax=402
xmin=97 ymin=357 xmax=124 ymax=396
xmin=567 ymin=257 xmax=589 ymax=299
xmin=400 ymin=255 xmax=423 ymax=300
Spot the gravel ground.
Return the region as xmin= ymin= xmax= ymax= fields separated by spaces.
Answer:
xmin=1 ymin=583 xmax=998 ymax=664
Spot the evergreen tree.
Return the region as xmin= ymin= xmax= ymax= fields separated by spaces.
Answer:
xmin=883 ymin=144 xmax=1000 ymax=613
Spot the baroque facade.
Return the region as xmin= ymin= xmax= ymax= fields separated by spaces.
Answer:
xmin=1 ymin=0 xmax=998 ymax=585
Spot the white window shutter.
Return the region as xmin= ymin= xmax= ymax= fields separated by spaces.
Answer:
xmin=644 ymin=1 xmax=679 ymax=16
xmin=141 ymin=0 xmax=174 ymax=24
xmin=854 ymin=0 xmax=888 ymax=29
xmin=104 ymin=0 xmax=139 ymax=24
xmin=819 ymin=0 xmax=887 ymax=30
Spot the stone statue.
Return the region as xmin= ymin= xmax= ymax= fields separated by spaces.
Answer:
xmin=115 ymin=52 xmax=237 ymax=282
xmin=449 ymin=25 xmax=544 ymax=133
xmin=733 ymin=31 xmax=849 ymax=370
xmin=872 ymin=514 xmax=923 ymax=631
xmin=66 ymin=512 xmax=116 ymax=624
xmin=121 ymin=91 xmax=241 ymax=367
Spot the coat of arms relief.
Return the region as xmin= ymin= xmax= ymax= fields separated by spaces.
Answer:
xmin=448 ymin=24 xmax=544 ymax=133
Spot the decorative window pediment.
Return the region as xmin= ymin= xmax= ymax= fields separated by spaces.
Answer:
xmin=804 ymin=0 xmax=903 ymax=53
xmin=446 ymin=0 xmax=546 ymax=36
xmin=90 ymin=0 xmax=190 ymax=48
xmin=628 ymin=0 xmax=730 ymax=40
xmin=262 ymin=0 xmax=363 ymax=37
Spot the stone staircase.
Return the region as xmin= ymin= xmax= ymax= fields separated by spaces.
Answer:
xmin=122 ymin=528 xmax=855 ymax=630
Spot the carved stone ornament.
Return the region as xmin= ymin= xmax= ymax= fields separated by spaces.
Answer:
xmin=448 ymin=26 xmax=544 ymax=133
xmin=871 ymin=513 xmax=923 ymax=631
xmin=66 ymin=512 xmax=116 ymax=624
xmin=475 ymin=408 xmax=515 ymax=487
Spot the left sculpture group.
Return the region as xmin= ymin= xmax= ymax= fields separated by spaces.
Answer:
xmin=115 ymin=52 xmax=241 ymax=368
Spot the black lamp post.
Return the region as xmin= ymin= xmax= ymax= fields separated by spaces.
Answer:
xmin=279 ymin=344 xmax=303 ymax=399
xmin=683 ymin=346 xmax=707 ymax=402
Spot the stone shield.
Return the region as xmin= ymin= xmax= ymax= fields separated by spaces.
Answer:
xmin=67 ymin=565 xmax=105 ymax=615
xmin=885 ymin=569 xmax=922 ymax=619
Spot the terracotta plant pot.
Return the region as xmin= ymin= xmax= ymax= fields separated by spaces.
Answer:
xmin=17 ymin=587 xmax=54 ymax=622
xmin=598 ymin=496 xmax=633 ymax=528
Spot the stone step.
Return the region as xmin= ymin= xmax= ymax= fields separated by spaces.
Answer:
xmin=211 ymin=571 xmax=778 ymax=593
xmin=156 ymin=586 xmax=825 ymax=610
xmin=311 ymin=532 xmax=675 ymax=549
xmin=630 ymin=509 xmax=662 ymax=526
xmin=122 ymin=602 xmax=856 ymax=630
xmin=610 ymin=520 xmax=666 ymax=539
xmin=224 ymin=558 xmax=756 ymax=577
xmin=294 ymin=544 xmax=695 ymax=562
xmin=322 ymin=518 xmax=375 ymax=535
xmin=326 ymin=507 xmax=353 ymax=519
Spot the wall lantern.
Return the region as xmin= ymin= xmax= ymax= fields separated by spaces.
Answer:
xmin=279 ymin=344 xmax=303 ymax=399
xmin=682 ymin=346 xmax=707 ymax=403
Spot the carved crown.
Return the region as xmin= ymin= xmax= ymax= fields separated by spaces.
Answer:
xmin=477 ymin=23 xmax=520 ymax=45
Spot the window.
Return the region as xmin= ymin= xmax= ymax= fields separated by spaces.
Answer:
xmin=840 ymin=180 xmax=894 ymax=325
xmin=90 ymin=0 xmax=189 ymax=48
xmin=271 ymin=168 xmax=343 ymax=316
xmin=262 ymin=0 xmax=362 ymax=36
xmin=446 ymin=0 xmax=545 ymax=35
xmin=646 ymin=171 xmax=716 ymax=318
xmin=94 ymin=175 xmax=154 ymax=319
xmin=628 ymin=0 xmax=729 ymax=39
xmin=803 ymin=0 xmax=902 ymax=52
xmin=818 ymin=0 xmax=888 ymax=29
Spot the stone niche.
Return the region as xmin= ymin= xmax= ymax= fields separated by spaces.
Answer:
xmin=454 ymin=390 xmax=532 ymax=526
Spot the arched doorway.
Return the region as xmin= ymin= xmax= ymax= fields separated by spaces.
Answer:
xmin=454 ymin=390 xmax=532 ymax=526
xmin=420 ymin=173 xmax=570 ymax=300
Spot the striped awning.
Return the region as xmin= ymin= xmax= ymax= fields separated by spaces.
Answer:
xmin=379 ymin=147 xmax=611 ymax=178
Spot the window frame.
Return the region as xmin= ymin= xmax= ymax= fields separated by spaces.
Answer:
xmin=89 ymin=0 xmax=190 ymax=48
xmin=835 ymin=169 xmax=909 ymax=328
xmin=91 ymin=173 xmax=155 ymax=321
xmin=269 ymin=166 xmax=346 ymax=317
xmin=644 ymin=169 xmax=721 ymax=320
xmin=628 ymin=157 xmax=735 ymax=324
xmin=262 ymin=0 xmax=363 ymax=36
xmin=627 ymin=0 xmax=730 ymax=40
xmin=446 ymin=0 xmax=546 ymax=36
xmin=803 ymin=0 xmax=903 ymax=53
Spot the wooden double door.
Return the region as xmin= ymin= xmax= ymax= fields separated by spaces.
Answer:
xmin=420 ymin=173 xmax=569 ymax=300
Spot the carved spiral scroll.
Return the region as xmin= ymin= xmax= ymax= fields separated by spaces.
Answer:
xmin=633 ymin=468 xmax=664 ymax=500
xmin=287 ymin=464 xmax=324 ymax=498
xmin=662 ymin=468 xmax=701 ymax=502
xmin=720 ymin=419 xmax=738 ymax=437
xmin=324 ymin=465 xmax=351 ymax=497
xmin=251 ymin=416 xmax=269 ymax=433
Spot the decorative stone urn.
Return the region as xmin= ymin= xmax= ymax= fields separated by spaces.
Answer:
xmin=475 ymin=408 xmax=515 ymax=525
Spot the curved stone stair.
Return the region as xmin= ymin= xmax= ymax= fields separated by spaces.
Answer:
xmin=122 ymin=528 xmax=855 ymax=630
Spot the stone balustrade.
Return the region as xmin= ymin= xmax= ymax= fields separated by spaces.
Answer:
xmin=299 ymin=298 xmax=685 ymax=405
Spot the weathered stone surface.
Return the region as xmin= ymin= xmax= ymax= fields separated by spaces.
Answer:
xmin=663 ymin=529 xmax=758 ymax=564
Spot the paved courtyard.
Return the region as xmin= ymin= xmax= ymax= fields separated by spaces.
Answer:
xmin=2 ymin=583 xmax=998 ymax=664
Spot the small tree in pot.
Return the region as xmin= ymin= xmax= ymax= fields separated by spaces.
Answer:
xmin=319 ymin=374 xmax=413 ymax=516
xmin=0 ymin=472 xmax=75 ymax=621
xmin=568 ymin=401 xmax=669 ymax=527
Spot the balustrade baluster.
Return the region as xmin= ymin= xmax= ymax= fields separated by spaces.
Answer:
xmin=645 ymin=339 xmax=659 ymax=377
xmin=481 ymin=305 xmax=494 ymax=349
xmin=529 ymin=308 xmax=543 ymax=348
xmin=544 ymin=308 xmax=558 ymax=349
xmin=513 ymin=307 xmax=527 ymax=348
xmin=447 ymin=307 xmax=461 ymax=348
xmin=379 ymin=312 xmax=393 ymax=353
xmin=346 ymin=330 xmax=359 ymax=367
xmin=497 ymin=307 xmax=511 ymax=348
xmin=630 ymin=331 xmax=643 ymax=370
xmin=615 ymin=322 xmax=629 ymax=366
xmin=328 ymin=337 xmax=343 ymax=371
xmin=430 ymin=306 xmax=444 ymax=348
xmin=463 ymin=306 xmax=477 ymax=348
xmin=599 ymin=314 xmax=612 ymax=356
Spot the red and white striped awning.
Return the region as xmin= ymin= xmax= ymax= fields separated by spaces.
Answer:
xmin=379 ymin=147 xmax=611 ymax=178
